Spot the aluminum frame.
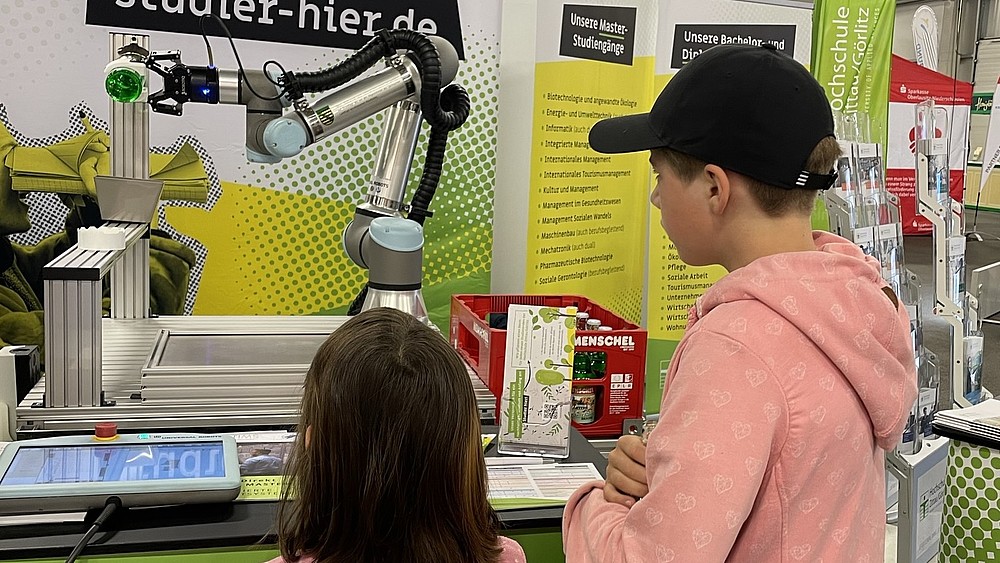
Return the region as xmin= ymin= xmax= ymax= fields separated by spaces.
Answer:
xmin=43 ymin=221 xmax=148 ymax=408
xmin=109 ymin=32 xmax=151 ymax=320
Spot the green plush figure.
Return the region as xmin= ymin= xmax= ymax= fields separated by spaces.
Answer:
xmin=0 ymin=118 xmax=201 ymax=364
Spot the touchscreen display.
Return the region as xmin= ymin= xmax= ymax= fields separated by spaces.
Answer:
xmin=0 ymin=442 xmax=226 ymax=486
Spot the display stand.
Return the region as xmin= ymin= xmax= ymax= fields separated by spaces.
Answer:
xmin=885 ymin=109 xmax=952 ymax=563
xmin=822 ymin=106 xmax=991 ymax=562
xmin=883 ymin=100 xmax=994 ymax=563
xmin=889 ymin=435 xmax=951 ymax=563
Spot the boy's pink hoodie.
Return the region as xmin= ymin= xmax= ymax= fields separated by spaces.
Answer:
xmin=564 ymin=231 xmax=918 ymax=562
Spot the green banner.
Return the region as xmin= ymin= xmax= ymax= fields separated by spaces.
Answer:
xmin=973 ymin=92 xmax=994 ymax=115
xmin=810 ymin=0 xmax=896 ymax=147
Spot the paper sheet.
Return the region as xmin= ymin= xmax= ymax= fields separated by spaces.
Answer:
xmin=487 ymin=463 xmax=602 ymax=501
xmin=228 ymin=430 xmax=296 ymax=501
xmin=934 ymin=399 xmax=1000 ymax=441
xmin=231 ymin=432 xmax=527 ymax=502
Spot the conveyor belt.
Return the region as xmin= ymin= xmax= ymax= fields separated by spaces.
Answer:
xmin=17 ymin=316 xmax=495 ymax=435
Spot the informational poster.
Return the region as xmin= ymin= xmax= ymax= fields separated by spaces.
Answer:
xmin=811 ymin=0 xmax=896 ymax=148
xmin=0 ymin=0 xmax=500 ymax=340
xmin=644 ymin=0 xmax=813 ymax=412
xmin=885 ymin=55 xmax=971 ymax=234
xmin=495 ymin=0 xmax=657 ymax=324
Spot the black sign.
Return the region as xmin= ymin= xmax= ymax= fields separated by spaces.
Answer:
xmin=671 ymin=24 xmax=796 ymax=68
xmin=86 ymin=0 xmax=464 ymax=59
xmin=559 ymin=4 xmax=636 ymax=66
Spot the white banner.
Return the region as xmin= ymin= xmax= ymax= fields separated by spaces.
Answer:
xmin=980 ymin=78 xmax=1000 ymax=192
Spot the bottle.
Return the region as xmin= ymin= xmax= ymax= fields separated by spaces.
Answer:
xmin=947 ymin=233 xmax=966 ymax=308
xmin=917 ymin=351 xmax=940 ymax=441
xmin=575 ymin=312 xmax=590 ymax=331
xmin=964 ymin=299 xmax=985 ymax=405
xmin=899 ymin=401 xmax=920 ymax=454
xmin=964 ymin=335 xmax=984 ymax=406
xmin=573 ymin=353 xmax=593 ymax=380
xmin=588 ymin=352 xmax=607 ymax=379
xmin=897 ymin=283 xmax=923 ymax=455
xmin=585 ymin=319 xmax=601 ymax=331
xmin=571 ymin=386 xmax=597 ymax=424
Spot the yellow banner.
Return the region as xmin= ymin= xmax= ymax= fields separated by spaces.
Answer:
xmin=524 ymin=58 xmax=654 ymax=323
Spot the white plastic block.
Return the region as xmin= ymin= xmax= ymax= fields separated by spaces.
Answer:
xmin=78 ymin=226 xmax=126 ymax=251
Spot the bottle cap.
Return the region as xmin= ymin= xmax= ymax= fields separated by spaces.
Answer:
xmin=576 ymin=312 xmax=590 ymax=319
xmin=94 ymin=422 xmax=119 ymax=440
xmin=598 ymin=325 xmax=613 ymax=331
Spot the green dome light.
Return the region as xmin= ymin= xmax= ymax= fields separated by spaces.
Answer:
xmin=105 ymin=67 xmax=144 ymax=103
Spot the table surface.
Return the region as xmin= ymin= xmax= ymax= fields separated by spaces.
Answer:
xmin=0 ymin=426 xmax=607 ymax=559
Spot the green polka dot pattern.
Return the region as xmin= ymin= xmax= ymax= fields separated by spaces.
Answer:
xmin=609 ymin=288 xmax=643 ymax=325
xmin=236 ymin=184 xmax=361 ymax=315
xmin=940 ymin=441 xmax=1000 ymax=562
xmin=236 ymin=32 xmax=498 ymax=314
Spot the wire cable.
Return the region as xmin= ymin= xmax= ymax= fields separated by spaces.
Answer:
xmin=197 ymin=15 xmax=215 ymax=68
xmin=65 ymin=497 xmax=121 ymax=563
xmin=198 ymin=14 xmax=286 ymax=101
xmin=262 ymin=59 xmax=290 ymax=90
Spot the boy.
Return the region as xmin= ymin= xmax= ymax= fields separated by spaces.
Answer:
xmin=563 ymin=44 xmax=918 ymax=561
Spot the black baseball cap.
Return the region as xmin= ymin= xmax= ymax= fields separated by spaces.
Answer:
xmin=589 ymin=44 xmax=836 ymax=190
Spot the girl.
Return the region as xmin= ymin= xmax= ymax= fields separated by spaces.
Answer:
xmin=269 ymin=307 xmax=526 ymax=563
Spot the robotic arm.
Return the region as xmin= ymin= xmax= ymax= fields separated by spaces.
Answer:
xmin=104 ymin=30 xmax=470 ymax=323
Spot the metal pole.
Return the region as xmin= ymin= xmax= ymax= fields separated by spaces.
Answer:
xmin=109 ymin=32 xmax=151 ymax=320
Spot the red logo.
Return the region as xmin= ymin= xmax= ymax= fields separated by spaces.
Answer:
xmin=908 ymin=127 xmax=944 ymax=154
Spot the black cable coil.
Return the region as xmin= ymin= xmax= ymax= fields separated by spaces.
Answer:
xmin=281 ymin=29 xmax=468 ymax=132
xmin=408 ymin=84 xmax=471 ymax=226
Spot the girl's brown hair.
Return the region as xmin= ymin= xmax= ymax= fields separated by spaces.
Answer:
xmin=276 ymin=307 xmax=502 ymax=563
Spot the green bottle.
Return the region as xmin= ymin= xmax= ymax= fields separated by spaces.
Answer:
xmin=573 ymin=353 xmax=593 ymax=380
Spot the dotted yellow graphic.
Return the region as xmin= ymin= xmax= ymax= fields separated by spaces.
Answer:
xmin=166 ymin=181 xmax=362 ymax=316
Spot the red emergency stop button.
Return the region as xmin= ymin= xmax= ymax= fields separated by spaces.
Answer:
xmin=94 ymin=422 xmax=119 ymax=440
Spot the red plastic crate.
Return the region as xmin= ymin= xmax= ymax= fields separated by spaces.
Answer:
xmin=450 ymin=294 xmax=646 ymax=439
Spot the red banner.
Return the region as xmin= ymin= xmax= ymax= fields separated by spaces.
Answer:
xmin=886 ymin=55 xmax=971 ymax=234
